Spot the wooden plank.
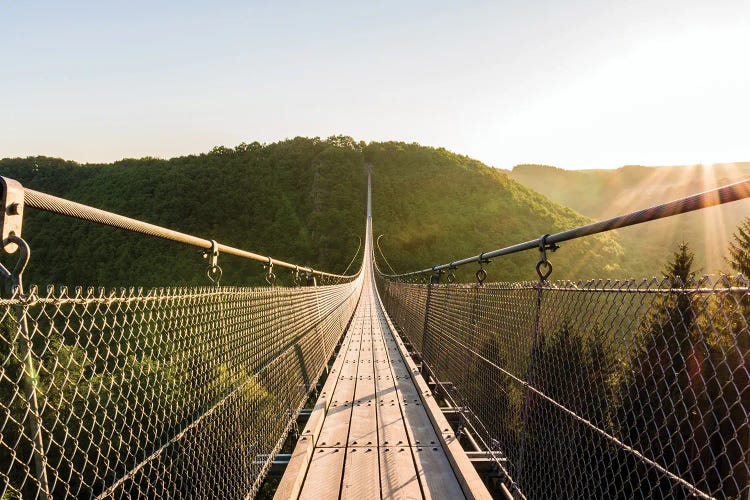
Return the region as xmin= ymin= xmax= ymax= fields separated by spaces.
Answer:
xmin=298 ymin=447 xmax=346 ymax=500
xmin=379 ymin=447 xmax=423 ymax=500
xmin=348 ymin=344 xmax=377 ymax=446
xmin=412 ymin=446 xmax=466 ymax=500
xmin=318 ymin=380 xmax=356 ymax=447
xmin=399 ymin=394 xmax=440 ymax=446
xmin=341 ymin=447 xmax=380 ymax=499
xmin=377 ymin=393 xmax=410 ymax=447
xmin=339 ymin=353 xmax=361 ymax=377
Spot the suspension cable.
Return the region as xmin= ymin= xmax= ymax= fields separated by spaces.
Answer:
xmin=376 ymin=234 xmax=397 ymax=275
xmin=336 ymin=236 xmax=362 ymax=284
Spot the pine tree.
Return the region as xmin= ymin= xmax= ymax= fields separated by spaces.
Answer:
xmin=727 ymin=217 xmax=750 ymax=276
xmin=666 ymin=242 xmax=695 ymax=284
xmin=618 ymin=242 xmax=699 ymax=497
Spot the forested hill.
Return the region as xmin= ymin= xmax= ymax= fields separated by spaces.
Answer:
xmin=0 ymin=137 xmax=621 ymax=287
xmin=509 ymin=163 xmax=750 ymax=274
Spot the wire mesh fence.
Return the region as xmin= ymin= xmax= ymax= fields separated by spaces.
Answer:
xmin=0 ymin=278 xmax=361 ymax=499
xmin=376 ymin=273 xmax=750 ymax=499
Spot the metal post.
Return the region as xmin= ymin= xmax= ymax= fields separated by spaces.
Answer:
xmin=421 ymin=280 xmax=434 ymax=377
xmin=314 ymin=281 xmax=326 ymax=369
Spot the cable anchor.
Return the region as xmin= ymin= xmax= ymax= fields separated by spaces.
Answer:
xmin=203 ymin=240 xmax=222 ymax=287
xmin=536 ymin=235 xmax=559 ymax=282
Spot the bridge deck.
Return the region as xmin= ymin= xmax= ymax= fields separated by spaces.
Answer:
xmin=275 ymin=176 xmax=490 ymax=499
xmin=275 ymin=269 xmax=491 ymax=499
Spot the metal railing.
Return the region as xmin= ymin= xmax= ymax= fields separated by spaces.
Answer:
xmin=4 ymin=177 xmax=356 ymax=283
xmin=0 ymin=177 xmax=364 ymax=498
xmin=375 ymin=179 xmax=750 ymax=499
xmin=382 ymin=178 xmax=750 ymax=279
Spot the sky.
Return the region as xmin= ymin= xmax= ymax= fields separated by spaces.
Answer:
xmin=1 ymin=0 xmax=749 ymax=169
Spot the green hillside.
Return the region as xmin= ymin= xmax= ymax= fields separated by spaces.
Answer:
xmin=0 ymin=138 xmax=367 ymax=287
xmin=0 ymin=137 xmax=623 ymax=288
xmin=368 ymin=142 xmax=622 ymax=281
xmin=510 ymin=163 xmax=750 ymax=274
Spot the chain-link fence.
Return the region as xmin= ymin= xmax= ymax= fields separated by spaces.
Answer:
xmin=376 ymin=273 xmax=750 ymax=499
xmin=0 ymin=278 xmax=361 ymax=499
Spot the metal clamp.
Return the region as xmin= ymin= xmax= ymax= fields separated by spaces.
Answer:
xmin=264 ymin=257 xmax=276 ymax=286
xmin=203 ymin=240 xmax=222 ymax=286
xmin=1 ymin=177 xmax=25 ymax=254
xmin=446 ymin=263 xmax=457 ymax=284
xmin=476 ymin=253 xmax=490 ymax=285
xmin=536 ymin=235 xmax=558 ymax=281
xmin=430 ymin=267 xmax=444 ymax=284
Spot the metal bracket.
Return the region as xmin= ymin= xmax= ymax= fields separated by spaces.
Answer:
xmin=476 ymin=253 xmax=491 ymax=285
xmin=1 ymin=177 xmax=25 ymax=254
xmin=446 ymin=263 xmax=457 ymax=283
xmin=264 ymin=257 xmax=276 ymax=286
xmin=536 ymin=234 xmax=559 ymax=281
xmin=203 ymin=240 xmax=222 ymax=286
xmin=430 ymin=267 xmax=444 ymax=284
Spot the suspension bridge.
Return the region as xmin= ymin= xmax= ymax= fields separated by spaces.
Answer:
xmin=0 ymin=173 xmax=748 ymax=499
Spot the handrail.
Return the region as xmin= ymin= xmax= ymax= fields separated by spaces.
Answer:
xmin=382 ymin=178 xmax=750 ymax=279
xmin=11 ymin=180 xmax=356 ymax=280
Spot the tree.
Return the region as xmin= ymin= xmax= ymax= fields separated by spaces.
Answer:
xmin=617 ymin=241 xmax=749 ymax=498
xmin=666 ymin=242 xmax=695 ymax=284
xmin=618 ymin=242 xmax=700 ymax=497
xmin=519 ymin=320 xmax=616 ymax=497
xmin=727 ymin=217 xmax=750 ymax=276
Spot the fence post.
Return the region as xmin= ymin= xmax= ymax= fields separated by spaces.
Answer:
xmin=420 ymin=281 xmax=433 ymax=377
xmin=421 ymin=270 xmax=442 ymax=378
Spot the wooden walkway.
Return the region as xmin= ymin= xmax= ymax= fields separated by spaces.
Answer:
xmin=275 ymin=249 xmax=491 ymax=499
